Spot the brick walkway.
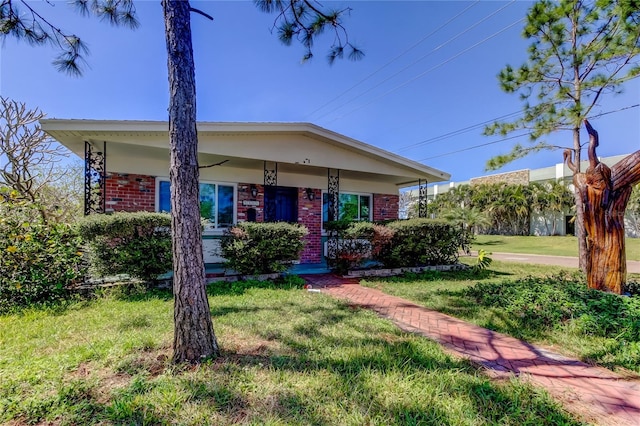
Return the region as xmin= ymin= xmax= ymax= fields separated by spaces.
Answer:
xmin=301 ymin=274 xmax=640 ymax=426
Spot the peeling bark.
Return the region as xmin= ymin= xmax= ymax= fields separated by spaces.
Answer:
xmin=565 ymin=120 xmax=640 ymax=294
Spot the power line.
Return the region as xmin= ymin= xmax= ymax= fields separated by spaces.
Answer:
xmin=590 ymin=103 xmax=640 ymax=120
xmin=304 ymin=1 xmax=481 ymax=120
xmin=325 ymin=17 xmax=525 ymax=124
xmin=394 ymin=110 xmax=522 ymax=153
xmin=315 ymin=1 xmax=519 ymax=122
xmin=419 ymin=132 xmax=531 ymax=161
xmin=417 ymin=104 xmax=640 ymax=161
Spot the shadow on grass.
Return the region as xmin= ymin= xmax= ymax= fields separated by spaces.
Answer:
xmin=473 ymin=239 xmax=506 ymax=247
xmin=377 ymin=267 xmax=513 ymax=285
xmin=9 ymin=290 xmax=586 ymax=426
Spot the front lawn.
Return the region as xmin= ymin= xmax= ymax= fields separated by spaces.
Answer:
xmin=472 ymin=234 xmax=640 ymax=260
xmin=0 ymin=280 xmax=583 ymax=425
xmin=362 ymin=261 xmax=640 ymax=374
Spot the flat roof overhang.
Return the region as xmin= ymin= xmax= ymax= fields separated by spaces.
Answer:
xmin=41 ymin=119 xmax=451 ymax=187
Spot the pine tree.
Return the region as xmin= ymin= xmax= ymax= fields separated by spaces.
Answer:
xmin=1 ymin=0 xmax=361 ymax=362
xmin=485 ymin=0 xmax=640 ymax=276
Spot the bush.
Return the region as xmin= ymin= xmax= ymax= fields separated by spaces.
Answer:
xmin=326 ymin=221 xmax=395 ymax=274
xmin=464 ymin=273 xmax=640 ymax=340
xmin=221 ymin=222 xmax=307 ymax=275
xmin=0 ymin=190 xmax=85 ymax=312
xmin=77 ymin=212 xmax=172 ymax=282
xmin=378 ymin=218 xmax=472 ymax=267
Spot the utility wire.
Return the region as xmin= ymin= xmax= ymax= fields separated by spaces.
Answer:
xmin=419 ymin=132 xmax=531 ymax=161
xmin=305 ymin=1 xmax=481 ymax=120
xmin=325 ymin=17 xmax=525 ymax=124
xmin=417 ymin=104 xmax=640 ymax=161
xmin=315 ymin=1 xmax=518 ymax=122
xmin=590 ymin=103 xmax=639 ymax=120
xmin=394 ymin=110 xmax=522 ymax=153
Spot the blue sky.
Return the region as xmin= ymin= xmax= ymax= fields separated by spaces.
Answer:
xmin=1 ymin=0 xmax=639 ymax=183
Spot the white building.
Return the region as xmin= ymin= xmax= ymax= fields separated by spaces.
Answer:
xmin=405 ymin=154 xmax=637 ymax=236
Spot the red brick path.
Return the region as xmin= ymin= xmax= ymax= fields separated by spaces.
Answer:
xmin=301 ymin=274 xmax=640 ymax=426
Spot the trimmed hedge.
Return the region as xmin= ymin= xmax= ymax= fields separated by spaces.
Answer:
xmin=77 ymin=212 xmax=172 ymax=282
xmin=381 ymin=218 xmax=472 ymax=267
xmin=221 ymin=222 xmax=308 ymax=275
xmin=325 ymin=218 xmax=471 ymax=272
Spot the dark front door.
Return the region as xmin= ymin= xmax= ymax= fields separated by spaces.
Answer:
xmin=264 ymin=186 xmax=298 ymax=223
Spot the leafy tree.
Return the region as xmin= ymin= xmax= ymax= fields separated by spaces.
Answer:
xmin=1 ymin=0 xmax=361 ymax=362
xmin=0 ymin=97 xmax=80 ymax=223
xmin=485 ymin=0 xmax=640 ymax=270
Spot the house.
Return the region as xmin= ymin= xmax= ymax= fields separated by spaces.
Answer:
xmin=42 ymin=119 xmax=450 ymax=267
xmin=414 ymin=153 xmax=633 ymax=236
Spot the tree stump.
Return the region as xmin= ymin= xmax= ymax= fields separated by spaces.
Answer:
xmin=565 ymin=120 xmax=640 ymax=294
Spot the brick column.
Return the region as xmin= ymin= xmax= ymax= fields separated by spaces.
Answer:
xmin=298 ymin=187 xmax=322 ymax=263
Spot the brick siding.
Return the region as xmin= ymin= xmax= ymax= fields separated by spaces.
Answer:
xmin=373 ymin=193 xmax=399 ymax=221
xmin=298 ymin=187 xmax=322 ymax=263
xmin=105 ymin=173 xmax=155 ymax=212
xmin=237 ymin=183 xmax=265 ymax=223
xmin=103 ymin=176 xmax=397 ymax=264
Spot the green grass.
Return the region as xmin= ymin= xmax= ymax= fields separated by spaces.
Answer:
xmin=472 ymin=234 xmax=640 ymax=260
xmin=0 ymin=281 xmax=584 ymax=425
xmin=362 ymin=261 xmax=640 ymax=374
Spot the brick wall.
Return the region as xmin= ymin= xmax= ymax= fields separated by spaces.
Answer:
xmin=298 ymin=187 xmax=322 ymax=263
xmin=373 ymin=193 xmax=399 ymax=221
xmin=105 ymin=173 xmax=155 ymax=212
xmin=104 ymin=177 xmax=392 ymax=264
xmin=236 ymin=184 xmax=322 ymax=264
xmin=236 ymin=183 xmax=265 ymax=223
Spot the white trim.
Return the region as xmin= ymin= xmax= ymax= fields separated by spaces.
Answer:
xmin=40 ymin=119 xmax=451 ymax=185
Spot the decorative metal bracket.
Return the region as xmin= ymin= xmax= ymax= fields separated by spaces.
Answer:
xmin=264 ymin=161 xmax=277 ymax=222
xmin=84 ymin=141 xmax=106 ymax=215
xmin=418 ymin=178 xmax=428 ymax=218
xmin=326 ymin=168 xmax=341 ymax=262
xmin=327 ymin=168 xmax=340 ymax=222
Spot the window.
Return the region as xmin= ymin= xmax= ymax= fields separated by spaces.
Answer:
xmin=158 ymin=180 xmax=236 ymax=231
xmin=322 ymin=192 xmax=371 ymax=222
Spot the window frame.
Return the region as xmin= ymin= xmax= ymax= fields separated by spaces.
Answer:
xmin=321 ymin=190 xmax=373 ymax=233
xmin=155 ymin=177 xmax=237 ymax=235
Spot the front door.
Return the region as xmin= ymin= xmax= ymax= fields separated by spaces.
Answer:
xmin=264 ymin=186 xmax=298 ymax=223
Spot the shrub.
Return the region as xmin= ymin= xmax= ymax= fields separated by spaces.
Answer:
xmin=378 ymin=218 xmax=472 ymax=267
xmin=463 ymin=273 xmax=640 ymax=341
xmin=77 ymin=212 xmax=172 ymax=282
xmin=325 ymin=221 xmax=395 ymax=274
xmin=221 ymin=222 xmax=307 ymax=275
xmin=0 ymin=190 xmax=85 ymax=312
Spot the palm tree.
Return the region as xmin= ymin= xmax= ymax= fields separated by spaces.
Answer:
xmin=443 ymin=206 xmax=491 ymax=235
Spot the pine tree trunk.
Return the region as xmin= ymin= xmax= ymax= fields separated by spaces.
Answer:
xmin=163 ymin=0 xmax=220 ymax=363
